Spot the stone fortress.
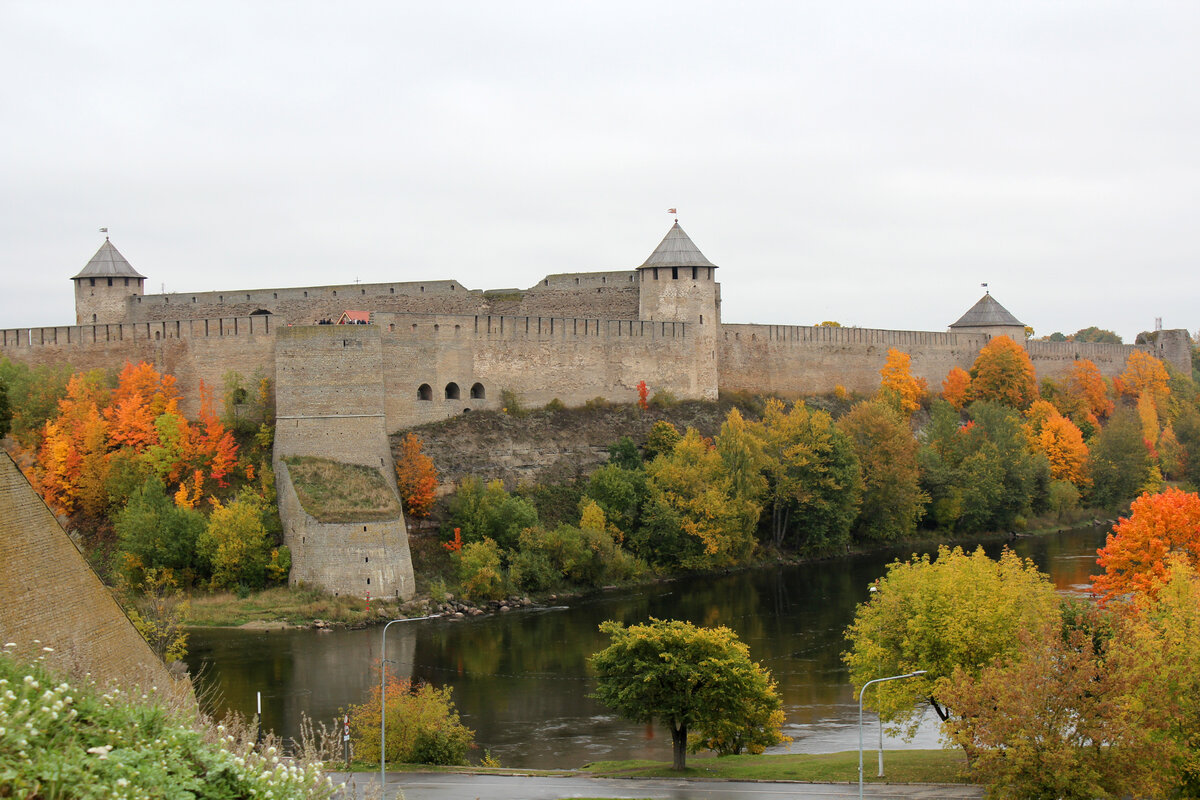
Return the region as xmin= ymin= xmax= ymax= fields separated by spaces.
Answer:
xmin=1 ymin=222 xmax=1192 ymax=601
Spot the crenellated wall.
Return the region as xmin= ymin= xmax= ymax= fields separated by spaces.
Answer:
xmin=718 ymin=323 xmax=988 ymax=396
xmin=0 ymin=315 xmax=276 ymax=417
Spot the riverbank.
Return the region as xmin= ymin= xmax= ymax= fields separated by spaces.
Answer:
xmin=183 ymin=511 xmax=1112 ymax=629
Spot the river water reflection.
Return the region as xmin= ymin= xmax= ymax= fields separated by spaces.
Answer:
xmin=185 ymin=526 xmax=1108 ymax=768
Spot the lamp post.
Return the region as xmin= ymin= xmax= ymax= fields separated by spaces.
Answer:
xmin=380 ymin=616 xmax=436 ymax=795
xmin=858 ymin=670 xmax=927 ymax=800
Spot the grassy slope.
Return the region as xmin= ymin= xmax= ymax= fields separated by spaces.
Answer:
xmin=582 ymin=749 xmax=969 ymax=783
xmin=283 ymin=455 xmax=400 ymax=523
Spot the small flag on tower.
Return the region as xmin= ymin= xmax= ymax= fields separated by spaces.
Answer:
xmin=99 ymin=227 xmax=108 ymax=234
xmin=667 ymin=208 xmax=677 ymax=215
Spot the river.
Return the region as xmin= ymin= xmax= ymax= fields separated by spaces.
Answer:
xmin=184 ymin=525 xmax=1109 ymax=768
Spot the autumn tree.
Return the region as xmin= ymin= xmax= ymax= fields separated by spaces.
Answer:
xmin=1091 ymin=487 xmax=1200 ymax=603
xmin=349 ymin=672 xmax=475 ymax=766
xmin=941 ymin=366 xmax=971 ymax=410
xmin=1025 ymin=400 xmax=1089 ymax=488
xmin=877 ymin=348 xmax=926 ymax=416
xmin=34 ymin=370 xmax=112 ymax=516
xmin=642 ymin=419 xmax=681 ymax=461
xmin=584 ymin=461 xmax=647 ymax=538
xmin=969 ymin=335 xmax=1038 ymax=409
xmin=395 ymin=432 xmax=438 ymax=518
xmin=942 ymin=620 xmax=1166 ymax=800
xmin=197 ymin=493 xmax=274 ymax=589
xmin=1107 ymin=560 xmax=1200 ymax=795
xmin=1119 ymin=351 xmax=1170 ymax=411
xmin=634 ymin=428 xmax=759 ymax=570
xmin=754 ymin=399 xmax=862 ymax=552
xmin=0 ymin=377 xmax=11 ymax=439
xmin=843 ymin=545 xmax=1060 ymax=738
xmin=837 ymin=400 xmax=926 ymax=541
xmin=590 ymin=618 xmax=785 ymax=770
xmin=1064 ymin=358 xmax=1113 ymax=430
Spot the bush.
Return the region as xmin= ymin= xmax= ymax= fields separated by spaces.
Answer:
xmin=348 ymin=674 xmax=474 ymax=766
xmin=456 ymin=538 xmax=506 ymax=602
xmin=543 ymin=398 xmax=566 ymax=412
xmin=648 ymin=390 xmax=678 ymax=408
xmin=0 ymin=646 xmax=335 ymax=798
xmin=500 ymin=389 xmax=526 ymax=417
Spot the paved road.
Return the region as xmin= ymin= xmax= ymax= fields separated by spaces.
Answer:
xmin=330 ymin=772 xmax=984 ymax=800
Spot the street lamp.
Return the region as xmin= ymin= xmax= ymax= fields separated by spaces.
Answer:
xmin=380 ymin=616 xmax=437 ymax=794
xmin=857 ymin=670 xmax=927 ymax=800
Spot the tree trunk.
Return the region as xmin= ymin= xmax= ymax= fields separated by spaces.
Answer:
xmin=671 ymin=721 xmax=688 ymax=771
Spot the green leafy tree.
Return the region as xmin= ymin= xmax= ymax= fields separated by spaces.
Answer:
xmin=590 ymin=618 xmax=785 ymax=770
xmin=754 ymin=399 xmax=862 ymax=552
xmin=1175 ymin=404 xmax=1200 ymax=491
xmin=1089 ymin=406 xmax=1152 ymax=509
xmin=0 ymin=358 xmax=74 ymax=447
xmin=837 ymin=400 xmax=926 ymax=541
xmin=607 ymin=435 xmax=642 ymax=470
xmin=114 ymin=478 xmax=207 ymax=582
xmin=583 ymin=461 xmax=646 ymax=537
xmin=446 ymin=477 xmax=539 ymax=550
xmin=1073 ymin=326 xmax=1123 ymax=344
xmin=634 ymin=428 xmax=759 ymax=570
xmin=122 ymin=568 xmax=191 ymax=664
xmin=919 ymin=401 xmax=1047 ymax=533
xmin=843 ymin=545 xmax=1060 ymax=738
xmin=0 ymin=377 xmax=11 ymax=439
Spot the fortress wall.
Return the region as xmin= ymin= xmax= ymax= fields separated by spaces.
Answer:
xmin=375 ymin=311 xmax=713 ymax=429
xmin=1026 ymin=340 xmax=1153 ymax=380
xmin=0 ymin=316 xmax=276 ymax=417
xmin=126 ymin=275 xmax=641 ymax=326
xmin=718 ymin=323 xmax=985 ymax=396
xmin=0 ymin=452 xmax=179 ymax=693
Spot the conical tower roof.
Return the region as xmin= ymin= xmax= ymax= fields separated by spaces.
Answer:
xmin=639 ymin=222 xmax=717 ymax=269
xmin=71 ymin=239 xmax=145 ymax=280
xmin=950 ymin=294 xmax=1024 ymax=329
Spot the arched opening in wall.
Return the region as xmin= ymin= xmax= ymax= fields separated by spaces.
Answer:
xmin=250 ymin=309 xmax=270 ymax=316
xmin=89 ymin=278 xmax=95 ymax=287
xmin=445 ymin=382 xmax=461 ymax=400
xmin=470 ymin=382 xmax=485 ymax=399
xmin=417 ymin=384 xmax=433 ymax=401
xmin=671 ymin=267 xmax=678 ymax=280
xmin=92 ymin=314 xmax=97 ymax=323
xmin=463 ymin=408 xmax=471 ymax=413
xmin=388 ymin=323 xmax=395 ymax=332
xmin=107 ymin=278 xmax=113 ymax=286
xmin=692 ymin=267 xmax=697 ymax=279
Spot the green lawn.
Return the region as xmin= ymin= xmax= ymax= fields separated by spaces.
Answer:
xmin=582 ymin=749 xmax=970 ymax=784
xmin=283 ymin=455 xmax=401 ymax=522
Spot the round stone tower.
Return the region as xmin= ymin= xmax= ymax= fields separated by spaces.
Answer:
xmin=636 ymin=220 xmax=721 ymax=328
xmin=72 ymin=238 xmax=146 ymax=325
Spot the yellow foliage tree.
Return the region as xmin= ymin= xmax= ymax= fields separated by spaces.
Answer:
xmin=878 ymin=348 xmax=925 ymax=415
xmin=941 ymin=367 xmax=971 ymax=410
xmin=969 ymin=336 xmax=1038 ymax=410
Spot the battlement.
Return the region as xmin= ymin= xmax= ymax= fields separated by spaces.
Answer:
xmin=528 ymin=270 xmax=638 ymax=290
xmin=135 ymin=280 xmax=469 ymax=310
xmin=375 ymin=311 xmax=688 ymax=340
xmin=0 ymin=314 xmax=276 ymax=350
xmin=722 ymin=323 xmax=976 ymax=348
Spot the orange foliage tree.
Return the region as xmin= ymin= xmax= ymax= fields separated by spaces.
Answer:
xmin=941 ymin=367 xmax=971 ymax=410
xmin=878 ymin=349 xmax=926 ymax=415
xmin=1065 ymin=359 xmax=1113 ymax=428
xmin=969 ymin=336 xmax=1038 ymax=410
xmin=395 ymin=432 xmax=438 ymax=518
xmin=1092 ymin=487 xmax=1200 ymax=603
xmin=35 ymin=371 xmax=112 ymax=516
xmin=1119 ymin=351 xmax=1171 ymax=409
xmin=636 ymin=380 xmax=649 ymax=411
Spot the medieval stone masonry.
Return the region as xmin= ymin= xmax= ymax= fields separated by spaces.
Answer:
xmin=1 ymin=222 xmax=1191 ymax=598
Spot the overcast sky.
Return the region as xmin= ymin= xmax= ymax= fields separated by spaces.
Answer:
xmin=3 ymin=2 xmax=1197 ymax=342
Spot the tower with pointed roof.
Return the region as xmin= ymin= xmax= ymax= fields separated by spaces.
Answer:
xmin=637 ymin=220 xmax=721 ymax=327
xmin=948 ymin=292 xmax=1027 ymax=342
xmin=634 ymin=220 xmax=721 ymax=399
xmin=72 ymin=238 xmax=146 ymax=325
